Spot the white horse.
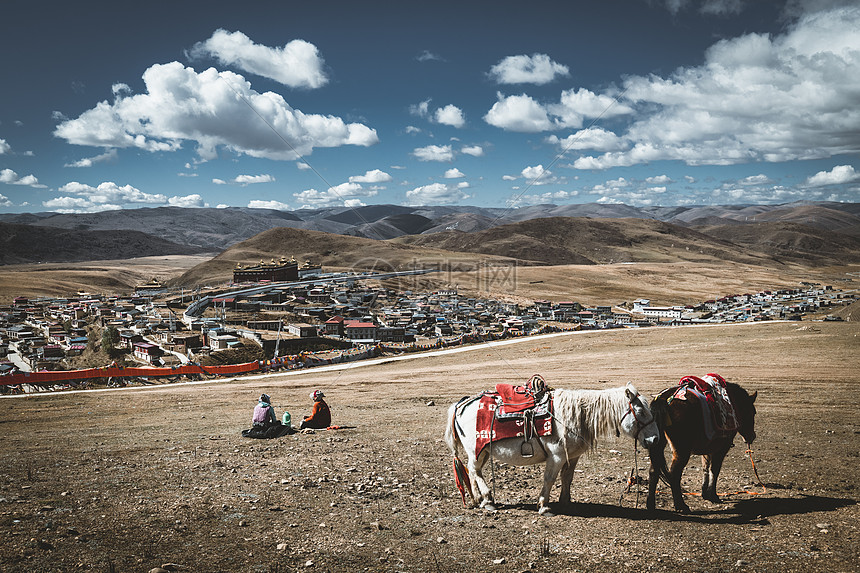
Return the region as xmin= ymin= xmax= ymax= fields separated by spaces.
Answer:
xmin=445 ymin=383 xmax=659 ymax=515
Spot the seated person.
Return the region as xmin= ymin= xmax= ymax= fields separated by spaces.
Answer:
xmin=243 ymin=393 xmax=292 ymax=438
xmin=301 ymin=390 xmax=331 ymax=429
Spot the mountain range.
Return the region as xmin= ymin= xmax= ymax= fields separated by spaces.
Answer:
xmin=1 ymin=201 xmax=858 ymax=271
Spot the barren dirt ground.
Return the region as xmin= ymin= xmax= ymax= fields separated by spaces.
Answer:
xmin=1 ymin=320 xmax=858 ymax=572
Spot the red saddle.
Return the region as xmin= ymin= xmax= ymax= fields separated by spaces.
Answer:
xmin=474 ymin=376 xmax=553 ymax=457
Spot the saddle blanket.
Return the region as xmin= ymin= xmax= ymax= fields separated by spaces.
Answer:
xmin=673 ymin=373 xmax=739 ymax=440
xmin=474 ymin=387 xmax=553 ymax=457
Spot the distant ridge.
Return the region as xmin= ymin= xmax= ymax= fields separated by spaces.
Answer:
xmin=0 ymin=201 xmax=857 ymax=256
xmin=0 ymin=222 xmax=204 ymax=265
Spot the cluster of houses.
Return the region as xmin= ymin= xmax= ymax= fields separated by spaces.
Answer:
xmin=1 ymin=276 xmax=854 ymax=377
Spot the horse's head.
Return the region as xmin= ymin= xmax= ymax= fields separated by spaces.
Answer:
xmin=623 ymin=383 xmax=660 ymax=449
xmin=729 ymin=383 xmax=758 ymax=444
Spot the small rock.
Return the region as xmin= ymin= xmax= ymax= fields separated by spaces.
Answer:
xmin=304 ymin=559 xmax=314 ymax=567
xmin=148 ymin=569 xmax=169 ymax=573
xmin=437 ymin=536 xmax=447 ymax=544
xmin=735 ymin=559 xmax=748 ymax=567
xmin=492 ymin=557 xmax=506 ymax=565
xmin=238 ymin=520 xmax=248 ymax=527
xmin=426 ymin=400 xmax=435 ymax=406
xmin=161 ymin=564 xmax=183 ymax=571
xmin=815 ymin=523 xmax=831 ymax=529
xmin=277 ymin=543 xmax=288 ymax=551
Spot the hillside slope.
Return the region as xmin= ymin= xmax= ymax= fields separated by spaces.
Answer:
xmin=395 ymin=216 xmax=772 ymax=265
xmin=0 ymin=222 xmax=204 ymax=265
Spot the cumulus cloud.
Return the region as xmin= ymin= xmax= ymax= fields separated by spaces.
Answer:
xmin=248 ymin=199 xmax=291 ymax=210
xmin=405 ymin=182 xmax=471 ymax=205
xmin=444 ymin=168 xmax=465 ymax=179
xmin=461 ymin=145 xmax=484 ymax=157
xmin=43 ymin=197 xmax=121 ymax=213
xmin=489 ymin=54 xmax=569 ymax=85
xmin=168 ymin=194 xmax=205 ymax=207
xmin=0 ymin=138 xmax=10 ymax=154
xmin=486 ymin=88 xmax=632 ymax=133
xmin=0 ymin=193 xmax=12 ymax=207
xmin=54 ymin=181 xmax=167 ymax=209
xmin=293 ymin=181 xmax=377 ymax=208
xmin=434 ymin=104 xmax=466 ymax=128
xmin=54 ymin=62 xmax=378 ymax=161
xmin=349 ymin=169 xmax=392 ymax=183
xmin=417 ymin=50 xmax=443 ymax=62
xmin=646 ymin=174 xmax=673 ymax=184
xmin=806 ymin=164 xmax=859 ymax=186
xmin=577 ymin=6 xmax=860 ymax=169
xmin=546 ymin=128 xmax=625 ymax=151
xmin=739 ymin=174 xmax=772 ymax=185
xmin=412 ymin=144 xmax=454 ymax=162
xmin=190 ymin=29 xmax=327 ymax=89
xmin=0 ymin=168 xmax=46 ymax=188
xmin=410 ymin=99 xmax=431 ymax=118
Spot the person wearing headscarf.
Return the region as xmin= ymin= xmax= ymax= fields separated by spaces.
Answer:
xmin=252 ymin=393 xmax=277 ymax=428
xmin=301 ymin=390 xmax=331 ymax=429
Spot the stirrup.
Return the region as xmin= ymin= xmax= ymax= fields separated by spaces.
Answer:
xmin=521 ymin=441 xmax=534 ymax=458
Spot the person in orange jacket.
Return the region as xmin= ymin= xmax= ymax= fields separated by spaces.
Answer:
xmin=301 ymin=390 xmax=331 ymax=429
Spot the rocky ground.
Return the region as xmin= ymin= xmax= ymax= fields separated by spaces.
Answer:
xmin=1 ymin=320 xmax=858 ymax=572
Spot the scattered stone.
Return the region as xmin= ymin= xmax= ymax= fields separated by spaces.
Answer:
xmin=815 ymin=523 xmax=831 ymax=529
xmin=148 ymin=568 xmax=169 ymax=573
xmin=161 ymin=564 xmax=183 ymax=571
xmin=238 ymin=520 xmax=248 ymax=527
xmin=304 ymin=559 xmax=314 ymax=567
xmin=277 ymin=542 xmax=288 ymax=551
xmin=735 ymin=559 xmax=748 ymax=566
xmin=426 ymin=400 xmax=435 ymax=406
xmin=437 ymin=536 xmax=447 ymax=544
xmin=36 ymin=539 xmax=53 ymax=550
xmin=492 ymin=557 xmax=506 ymax=564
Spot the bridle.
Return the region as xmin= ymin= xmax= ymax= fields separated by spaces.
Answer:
xmin=618 ymin=396 xmax=657 ymax=443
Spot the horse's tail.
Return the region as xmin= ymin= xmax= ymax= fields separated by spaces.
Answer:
xmin=445 ymin=400 xmax=474 ymax=506
xmin=648 ymin=395 xmax=672 ymax=484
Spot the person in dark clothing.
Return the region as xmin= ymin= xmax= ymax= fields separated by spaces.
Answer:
xmin=300 ymin=390 xmax=331 ymax=429
xmin=242 ymin=393 xmax=292 ymax=438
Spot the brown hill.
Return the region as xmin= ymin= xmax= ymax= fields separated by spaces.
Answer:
xmin=694 ymin=222 xmax=860 ymax=265
xmin=395 ymin=216 xmax=771 ymax=265
xmin=0 ymin=222 xmax=204 ymax=265
xmin=174 ymin=226 xmax=524 ymax=287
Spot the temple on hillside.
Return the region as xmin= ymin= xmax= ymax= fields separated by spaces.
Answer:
xmin=233 ymin=257 xmax=299 ymax=283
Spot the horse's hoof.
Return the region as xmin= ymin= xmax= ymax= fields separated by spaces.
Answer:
xmin=483 ymin=503 xmax=497 ymax=512
xmin=538 ymin=507 xmax=555 ymax=517
xmin=676 ymin=505 xmax=691 ymax=514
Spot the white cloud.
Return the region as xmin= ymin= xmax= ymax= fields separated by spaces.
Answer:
xmin=516 ymin=190 xmax=579 ymax=205
xmin=190 ymin=29 xmax=327 ymax=89
xmin=54 ymin=62 xmax=378 ymax=161
xmin=64 ymin=149 xmax=118 ymax=168
xmin=578 ymin=6 xmax=860 ymax=169
xmin=410 ymin=99 xmax=431 ymax=118
xmin=0 ymin=193 xmax=11 ymax=207
xmin=412 ymin=144 xmax=454 ymax=162
xmin=43 ymin=196 xmax=121 ymax=213
xmin=213 ymin=178 xmax=227 ymax=185
xmin=216 ymin=203 xmax=230 ymax=209
xmin=646 ymin=174 xmax=673 ymax=184
xmin=461 ymin=145 xmax=484 ymax=157
xmin=294 ymin=181 xmax=377 ymax=208
xmin=168 ymin=194 xmax=205 ymax=207
xmin=434 ymin=104 xmax=465 ymax=128
xmin=248 ymin=199 xmax=291 ymax=210
xmin=806 ymin=164 xmax=860 ymax=186
xmin=521 ymin=165 xmax=554 ymax=185
xmin=405 ymin=182 xmax=470 ymax=205
xmin=349 ymin=169 xmax=392 ymax=183
xmin=739 ymin=174 xmax=772 ymax=185
xmin=233 ymin=174 xmax=275 ymax=186
xmin=502 ymin=175 xmax=518 ymax=181
xmin=685 ymin=175 xmax=696 ymax=183
xmin=56 ymin=181 xmax=167 ymax=207
xmin=0 ymin=138 xmax=10 ymax=154
xmin=547 ymin=128 xmax=625 ymax=151
xmin=444 ymin=168 xmax=465 ymax=179
xmin=405 ymin=125 xmax=421 ymax=135
xmin=484 ymin=93 xmax=553 ymax=132
xmin=0 ymin=168 xmax=47 ymax=188
xmin=296 ymin=162 xmax=311 ymax=170
xmin=489 ymin=54 xmax=569 ymax=85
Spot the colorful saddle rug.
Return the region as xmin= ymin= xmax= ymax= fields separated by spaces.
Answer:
xmin=672 ymin=373 xmax=739 ymax=440
xmin=473 ymin=376 xmax=553 ymax=457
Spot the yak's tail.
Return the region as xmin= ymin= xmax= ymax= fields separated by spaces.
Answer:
xmin=648 ymin=395 xmax=672 ymax=485
xmin=445 ymin=401 xmax=475 ymax=506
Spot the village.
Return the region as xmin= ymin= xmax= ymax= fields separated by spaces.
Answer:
xmin=0 ymin=258 xmax=854 ymax=388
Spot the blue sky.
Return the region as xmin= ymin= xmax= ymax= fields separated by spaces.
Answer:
xmin=1 ymin=0 xmax=858 ymax=214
